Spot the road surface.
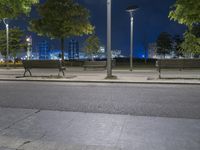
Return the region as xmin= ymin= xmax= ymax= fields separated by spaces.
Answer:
xmin=0 ymin=81 xmax=200 ymax=119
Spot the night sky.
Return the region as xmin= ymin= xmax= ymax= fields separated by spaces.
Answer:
xmin=1 ymin=0 xmax=186 ymax=58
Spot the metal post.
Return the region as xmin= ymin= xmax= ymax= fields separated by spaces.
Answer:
xmin=27 ymin=41 xmax=30 ymax=60
xmin=3 ymin=19 xmax=9 ymax=69
xmin=26 ymin=36 xmax=32 ymax=60
xmin=106 ymin=0 xmax=112 ymax=78
xmin=27 ymin=46 xmax=30 ymax=60
xmin=6 ymin=24 xmax=9 ymax=68
xmin=130 ymin=13 xmax=133 ymax=71
xmin=126 ymin=5 xmax=139 ymax=72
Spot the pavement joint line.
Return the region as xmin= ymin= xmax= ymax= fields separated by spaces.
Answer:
xmin=16 ymin=140 xmax=31 ymax=150
xmin=114 ymin=115 xmax=127 ymax=148
xmin=0 ymin=109 xmax=40 ymax=133
xmin=16 ymin=132 xmax=47 ymax=150
xmin=0 ymin=78 xmax=200 ymax=85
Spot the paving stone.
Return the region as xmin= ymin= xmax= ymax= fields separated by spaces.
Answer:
xmin=0 ymin=135 xmax=26 ymax=149
xmin=0 ymin=108 xmax=199 ymax=150
xmin=0 ymin=108 xmax=37 ymax=131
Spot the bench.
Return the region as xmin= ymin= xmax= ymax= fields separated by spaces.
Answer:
xmin=22 ymin=60 xmax=66 ymax=77
xmin=156 ymin=59 xmax=200 ymax=78
xmin=83 ymin=61 xmax=107 ymax=70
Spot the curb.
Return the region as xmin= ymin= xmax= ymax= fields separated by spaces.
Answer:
xmin=0 ymin=78 xmax=200 ymax=85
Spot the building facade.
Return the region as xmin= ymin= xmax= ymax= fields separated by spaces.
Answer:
xmin=38 ymin=40 xmax=50 ymax=60
xmin=68 ymin=40 xmax=79 ymax=60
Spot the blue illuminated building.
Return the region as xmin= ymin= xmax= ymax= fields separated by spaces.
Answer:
xmin=68 ymin=39 xmax=79 ymax=60
xmin=38 ymin=40 xmax=50 ymax=60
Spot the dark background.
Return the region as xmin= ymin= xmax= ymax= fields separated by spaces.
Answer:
xmin=0 ymin=0 xmax=186 ymax=58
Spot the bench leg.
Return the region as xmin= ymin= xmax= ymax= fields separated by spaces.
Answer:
xmin=158 ymin=68 xmax=161 ymax=79
xmin=62 ymin=70 xmax=65 ymax=77
xmin=58 ymin=69 xmax=65 ymax=77
xmin=24 ymin=69 xmax=32 ymax=77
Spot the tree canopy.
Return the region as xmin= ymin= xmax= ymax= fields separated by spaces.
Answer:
xmin=0 ymin=27 xmax=25 ymax=59
xmin=169 ymin=0 xmax=200 ymax=54
xmin=173 ymin=35 xmax=184 ymax=57
xmin=181 ymin=26 xmax=200 ymax=54
xmin=30 ymin=0 xmax=94 ymax=61
xmin=0 ymin=0 xmax=38 ymax=19
xmin=156 ymin=32 xmax=173 ymax=58
xmin=169 ymin=0 xmax=200 ymax=27
xmin=84 ymin=34 xmax=100 ymax=60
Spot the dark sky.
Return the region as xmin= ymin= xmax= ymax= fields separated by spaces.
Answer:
xmin=1 ymin=0 xmax=186 ymax=57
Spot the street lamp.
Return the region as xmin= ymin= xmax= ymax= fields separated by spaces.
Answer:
xmin=126 ymin=5 xmax=139 ymax=71
xmin=26 ymin=36 xmax=32 ymax=60
xmin=106 ymin=0 xmax=112 ymax=78
xmin=2 ymin=18 xmax=9 ymax=68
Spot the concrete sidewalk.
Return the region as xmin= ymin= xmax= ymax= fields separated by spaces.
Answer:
xmin=0 ymin=68 xmax=200 ymax=84
xmin=0 ymin=107 xmax=200 ymax=150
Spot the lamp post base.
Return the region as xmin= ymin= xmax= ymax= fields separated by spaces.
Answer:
xmin=105 ymin=75 xmax=118 ymax=80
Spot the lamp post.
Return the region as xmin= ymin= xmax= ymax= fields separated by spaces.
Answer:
xmin=106 ymin=0 xmax=113 ymax=78
xmin=126 ymin=5 xmax=139 ymax=71
xmin=26 ymin=36 xmax=32 ymax=60
xmin=2 ymin=18 xmax=9 ymax=68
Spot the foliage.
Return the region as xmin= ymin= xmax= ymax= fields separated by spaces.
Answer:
xmin=84 ymin=34 xmax=100 ymax=59
xmin=169 ymin=0 xmax=200 ymax=27
xmin=181 ymin=30 xmax=200 ymax=54
xmin=169 ymin=0 xmax=200 ymax=54
xmin=173 ymin=35 xmax=184 ymax=56
xmin=156 ymin=32 xmax=173 ymax=57
xmin=0 ymin=0 xmax=38 ymax=19
xmin=30 ymin=0 xmax=94 ymax=61
xmin=0 ymin=27 xmax=25 ymax=58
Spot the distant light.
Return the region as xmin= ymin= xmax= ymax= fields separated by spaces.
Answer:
xmin=26 ymin=38 xmax=30 ymax=42
xmin=26 ymin=36 xmax=32 ymax=43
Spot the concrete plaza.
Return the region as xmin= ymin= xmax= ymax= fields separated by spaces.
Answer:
xmin=0 ymin=107 xmax=200 ymax=150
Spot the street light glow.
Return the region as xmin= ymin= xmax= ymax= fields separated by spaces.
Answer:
xmin=26 ymin=37 xmax=31 ymax=42
xmin=26 ymin=36 xmax=32 ymax=60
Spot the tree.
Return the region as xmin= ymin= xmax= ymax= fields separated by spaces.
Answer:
xmin=173 ymin=35 xmax=184 ymax=57
xmin=181 ymin=29 xmax=200 ymax=54
xmin=83 ymin=34 xmax=100 ymax=60
xmin=0 ymin=27 xmax=25 ymax=63
xmin=156 ymin=32 xmax=173 ymax=58
xmin=30 ymin=0 xmax=94 ymax=61
xmin=0 ymin=0 xmax=38 ymax=18
xmin=169 ymin=0 xmax=200 ymax=54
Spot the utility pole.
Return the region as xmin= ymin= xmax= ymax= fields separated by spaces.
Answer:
xmin=130 ymin=13 xmax=133 ymax=71
xmin=126 ymin=5 xmax=139 ymax=72
xmin=106 ymin=0 xmax=112 ymax=78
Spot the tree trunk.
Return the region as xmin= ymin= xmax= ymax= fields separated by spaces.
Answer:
xmin=14 ymin=60 xmax=16 ymax=68
xmin=61 ymin=38 xmax=64 ymax=62
xmin=91 ymin=54 xmax=94 ymax=61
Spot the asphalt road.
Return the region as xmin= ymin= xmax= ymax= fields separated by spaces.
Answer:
xmin=0 ymin=81 xmax=200 ymax=119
